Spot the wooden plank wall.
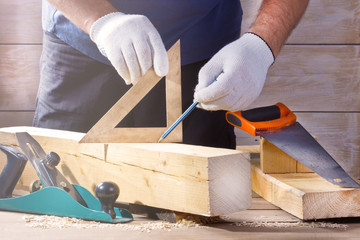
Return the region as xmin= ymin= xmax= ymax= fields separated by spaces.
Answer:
xmin=238 ymin=0 xmax=360 ymax=177
xmin=1 ymin=1 xmax=360 ymax=177
xmin=0 ymin=0 xmax=42 ymax=126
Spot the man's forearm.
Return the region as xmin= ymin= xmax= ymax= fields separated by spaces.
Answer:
xmin=249 ymin=0 xmax=309 ymax=58
xmin=46 ymin=0 xmax=118 ymax=33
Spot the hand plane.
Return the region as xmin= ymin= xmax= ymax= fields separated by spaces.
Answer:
xmin=0 ymin=132 xmax=133 ymax=223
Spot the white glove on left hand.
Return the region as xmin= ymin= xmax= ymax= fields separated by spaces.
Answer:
xmin=90 ymin=12 xmax=168 ymax=85
xmin=194 ymin=33 xmax=274 ymax=112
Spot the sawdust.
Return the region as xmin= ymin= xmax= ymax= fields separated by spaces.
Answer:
xmin=23 ymin=215 xmax=207 ymax=232
xmin=23 ymin=214 xmax=349 ymax=231
xmin=175 ymin=213 xmax=224 ymax=225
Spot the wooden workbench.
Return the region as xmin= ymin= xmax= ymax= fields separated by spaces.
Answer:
xmin=0 ymin=193 xmax=359 ymax=240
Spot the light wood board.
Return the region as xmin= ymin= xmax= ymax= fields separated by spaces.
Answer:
xmin=241 ymin=0 xmax=360 ymax=44
xmin=260 ymin=137 xmax=312 ymax=174
xmin=0 ymin=126 xmax=251 ymax=216
xmin=251 ymin=161 xmax=360 ymax=220
xmin=236 ymin=134 xmax=360 ymax=220
xmin=2 ymin=45 xmax=360 ymax=112
xmin=0 ymin=45 xmax=41 ymax=111
xmin=0 ymin=0 xmax=42 ymax=44
xmin=252 ymin=45 xmax=360 ymax=111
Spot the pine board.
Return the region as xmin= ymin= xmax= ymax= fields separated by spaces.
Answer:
xmin=0 ymin=0 xmax=42 ymax=44
xmin=241 ymin=0 xmax=360 ymax=44
xmin=0 ymin=126 xmax=252 ymax=216
xmin=251 ymin=161 xmax=360 ymax=220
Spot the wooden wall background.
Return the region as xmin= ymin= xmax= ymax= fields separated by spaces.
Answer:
xmin=1 ymin=1 xmax=360 ymax=177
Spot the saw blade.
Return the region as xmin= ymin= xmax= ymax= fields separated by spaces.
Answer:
xmin=258 ymin=122 xmax=360 ymax=188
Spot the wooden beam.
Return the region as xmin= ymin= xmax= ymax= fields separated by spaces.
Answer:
xmin=237 ymin=139 xmax=360 ymax=220
xmin=0 ymin=126 xmax=251 ymax=216
xmin=260 ymin=137 xmax=312 ymax=174
xmin=251 ymin=161 xmax=360 ymax=220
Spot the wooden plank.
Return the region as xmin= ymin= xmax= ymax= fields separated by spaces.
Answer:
xmin=81 ymin=40 xmax=182 ymax=143
xmin=223 ymin=209 xmax=299 ymax=223
xmin=251 ymin=45 xmax=360 ymax=111
xmin=0 ymin=112 xmax=34 ymax=128
xmin=241 ymin=0 xmax=360 ymax=44
xmin=251 ymin=161 xmax=360 ymax=220
xmin=2 ymin=45 xmax=359 ymax=112
xmin=260 ymin=137 xmax=297 ymax=174
xmin=0 ymin=126 xmax=252 ymax=216
xmin=248 ymin=197 xmax=280 ymax=210
xmin=0 ymin=45 xmax=41 ymax=111
xmin=0 ymin=0 xmax=42 ymax=44
xmin=260 ymin=137 xmax=312 ymax=174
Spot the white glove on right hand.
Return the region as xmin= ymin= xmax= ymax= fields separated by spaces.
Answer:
xmin=90 ymin=12 xmax=169 ymax=85
xmin=194 ymin=33 xmax=274 ymax=112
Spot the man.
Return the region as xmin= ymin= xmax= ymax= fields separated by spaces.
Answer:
xmin=34 ymin=0 xmax=308 ymax=149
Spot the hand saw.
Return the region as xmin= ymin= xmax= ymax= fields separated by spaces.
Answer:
xmin=226 ymin=102 xmax=360 ymax=188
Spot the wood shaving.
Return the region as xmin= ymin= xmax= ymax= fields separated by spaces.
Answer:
xmin=23 ymin=215 xmax=207 ymax=232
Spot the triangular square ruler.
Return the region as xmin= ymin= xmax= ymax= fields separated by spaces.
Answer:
xmin=80 ymin=40 xmax=182 ymax=143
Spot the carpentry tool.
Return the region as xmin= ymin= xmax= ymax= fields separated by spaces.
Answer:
xmin=158 ymin=76 xmax=223 ymax=143
xmin=0 ymin=145 xmax=27 ymax=199
xmin=0 ymin=132 xmax=133 ymax=223
xmin=226 ymin=102 xmax=360 ymax=188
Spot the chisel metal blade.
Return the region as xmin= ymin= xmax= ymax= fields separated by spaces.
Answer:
xmin=258 ymin=122 xmax=360 ymax=188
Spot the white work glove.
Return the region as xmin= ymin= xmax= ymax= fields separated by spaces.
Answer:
xmin=90 ymin=12 xmax=169 ymax=85
xmin=194 ymin=33 xmax=274 ymax=112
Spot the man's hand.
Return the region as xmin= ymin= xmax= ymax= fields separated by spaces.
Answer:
xmin=194 ymin=0 xmax=308 ymax=112
xmin=90 ymin=12 xmax=169 ymax=85
xmin=194 ymin=33 xmax=274 ymax=112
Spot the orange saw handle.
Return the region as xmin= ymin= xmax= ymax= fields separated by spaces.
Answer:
xmin=225 ymin=103 xmax=296 ymax=136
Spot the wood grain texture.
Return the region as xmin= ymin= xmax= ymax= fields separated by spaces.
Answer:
xmin=0 ymin=0 xmax=42 ymax=44
xmin=240 ymin=0 xmax=360 ymax=44
xmin=0 ymin=45 xmax=41 ymax=111
xmin=2 ymin=45 xmax=359 ymax=112
xmin=260 ymin=137 xmax=312 ymax=174
xmin=0 ymin=112 xmax=34 ymax=127
xmin=251 ymin=45 xmax=360 ymax=111
xmin=251 ymin=161 xmax=360 ymax=220
xmin=0 ymin=126 xmax=252 ymax=216
xmin=260 ymin=137 xmax=297 ymax=174
xmin=81 ymin=41 xmax=182 ymax=143
xmin=296 ymin=112 xmax=360 ymax=178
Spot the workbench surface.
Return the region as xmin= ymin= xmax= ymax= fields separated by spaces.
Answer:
xmin=1 ymin=194 xmax=359 ymax=240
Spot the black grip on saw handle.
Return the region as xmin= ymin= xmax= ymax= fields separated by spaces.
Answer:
xmin=241 ymin=104 xmax=281 ymax=122
xmin=0 ymin=145 xmax=27 ymax=198
xmin=226 ymin=103 xmax=296 ymax=136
